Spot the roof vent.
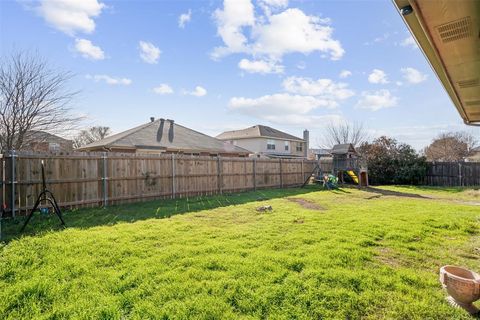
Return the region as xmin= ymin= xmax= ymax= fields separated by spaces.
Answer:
xmin=457 ymin=78 xmax=479 ymax=88
xmin=436 ymin=17 xmax=473 ymax=43
xmin=150 ymin=117 xmax=155 ymax=122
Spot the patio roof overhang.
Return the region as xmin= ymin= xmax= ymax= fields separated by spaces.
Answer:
xmin=392 ymin=0 xmax=480 ymax=126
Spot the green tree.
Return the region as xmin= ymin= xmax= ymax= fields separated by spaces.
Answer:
xmin=359 ymin=136 xmax=426 ymax=185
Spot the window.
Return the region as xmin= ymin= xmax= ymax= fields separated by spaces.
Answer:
xmin=49 ymin=142 xmax=60 ymax=152
xmin=267 ymin=139 xmax=275 ymax=150
xmin=284 ymin=141 xmax=289 ymax=151
xmin=296 ymin=143 xmax=303 ymax=152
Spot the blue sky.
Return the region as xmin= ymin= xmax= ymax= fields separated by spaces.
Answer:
xmin=1 ymin=0 xmax=478 ymax=149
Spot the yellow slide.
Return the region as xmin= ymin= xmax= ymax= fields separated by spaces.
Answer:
xmin=346 ymin=170 xmax=359 ymax=184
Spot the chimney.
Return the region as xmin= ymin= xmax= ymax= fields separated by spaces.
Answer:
xmin=303 ymin=129 xmax=309 ymax=157
xmin=150 ymin=117 xmax=155 ymax=122
xmin=168 ymin=119 xmax=174 ymax=142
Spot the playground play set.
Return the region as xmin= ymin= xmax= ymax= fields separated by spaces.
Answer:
xmin=303 ymin=143 xmax=369 ymax=189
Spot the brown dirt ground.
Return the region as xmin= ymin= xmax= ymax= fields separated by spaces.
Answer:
xmin=287 ymin=198 xmax=326 ymax=210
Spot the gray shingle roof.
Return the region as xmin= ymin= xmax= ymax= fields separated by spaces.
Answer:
xmin=331 ymin=143 xmax=356 ymax=155
xmin=216 ymin=125 xmax=304 ymax=142
xmin=77 ymin=119 xmax=250 ymax=154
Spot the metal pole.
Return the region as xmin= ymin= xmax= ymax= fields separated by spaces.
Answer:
xmin=253 ymin=158 xmax=257 ymax=191
xmin=10 ymin=150 xmax=16 ymax=219
xmin=102 ymin=152 xmax=108 ymax=207
xmin=171 ymin=154 xmax=176 ymax=199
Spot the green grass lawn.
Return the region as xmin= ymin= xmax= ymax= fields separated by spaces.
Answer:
xmin=1 ymin=186 xmax=479 ymax=319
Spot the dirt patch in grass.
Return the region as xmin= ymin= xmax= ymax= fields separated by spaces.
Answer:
xmin=287 ymin=198 xmax=326 ymax=210
xmin=375 ymin=247 xmax=403 ymax=268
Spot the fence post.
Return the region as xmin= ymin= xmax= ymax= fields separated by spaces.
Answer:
xmin=102 ymin=152 xmax=108 ymax=207
xmin=217 ymin=156 xmax=223 ymax=194
xmin=253 ymin=158 xmax=257 ymax=191
xmin=171 ymin=154 xmax=176 ymax=199
xmin=10 ymin=150 xmax=16 ymax=218
xmin=301 ymin=159 xmax=304 ymax=185
xmin=458 ymin=162 xmax=462 ymax=186
xmin=279 ymin=158 xmax=283 ymax=188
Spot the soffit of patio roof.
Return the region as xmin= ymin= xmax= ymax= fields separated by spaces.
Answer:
xmin=392 ymin=0 xmax=480 ymax=126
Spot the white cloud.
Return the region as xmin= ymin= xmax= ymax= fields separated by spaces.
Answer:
xmin=356 ymin=89 xmax=398 ymax=111
xmin=400 ymin=36 xmax=418 ymax=49
xmin=178 ymin=9 xmax=192 ymax=28
xmin=238 ymin=58 xmax=284 ymax=74
xmin=86 ymin=74 xmax=131 ymax=85
xmin=212 ymin=1 xmax=344 ymax=67
xmin=262 ymin=114 xmax=344 ymax=127
xmin=229 ymin=93 xmax=336 ymax=116
xmin=401 ymin=67 xmax=427 ymax=84
xmin=139 ymin=41 xmax=161 ymax=64
xmin=368 ymin=69 xmax=389 ymax=84
xmin=252 ymin=8 xmax=344 ymax=61
xmin=35 ymin=0 xmax=105 ymax=36
xmin=153 ymin=84 xmax=174 ymax=95
xmin=282 ymin=76 xmax=354 ymax=100
xmin=339 ymin=70 xmax=352 ymax=78
xmin=74 ymin=38 xmax=105 ymax=60
xmin=212 ymin=0 xmax=255 ymax=58
xmin=184 ymin=86 xmax=207 ymax=97
xmin=259 ymin=0 xmax=288 ymax=8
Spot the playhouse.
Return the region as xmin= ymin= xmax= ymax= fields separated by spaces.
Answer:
xmin=331 ymin=143 xmax=368 ymax=187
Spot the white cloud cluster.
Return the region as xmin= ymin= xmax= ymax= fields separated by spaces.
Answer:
xmin=368 ymin=69 xmax=389 ymax=84
xmin=184 ymin=86 xmax=207 ymax=97
xmin=86 ymin=74 xmax=131 ymax=85
xmin=229 ymin=76 xmax=353 ymax=125
xmin=400 ymin=36 xmax=418 ymax=49
xmin=238 ymin=58 xmax=284 ymax=74
xmin=401 ymin=67 xmax=427 ymax=84
xmin=339 ymin=70 xmax=352 ymax=78
xmin=36 ymin=0 xmax=105 ymax=36
xmin=178 ymin=10 xmax=192 ymax=28
xmin=153 ymin=84 xmax=174 ymax=95
xmin=212 ymin=0 xmax=344 ymax=73
xmin=139 ymin=41 xmax=161 ymax=64
xmin=282 ymin=77 xmax=354 ymax=101
xmin=74 ymin=38 xmax=105 ymax=60
xmin=356 ymin=89 xmax=397 ymax=111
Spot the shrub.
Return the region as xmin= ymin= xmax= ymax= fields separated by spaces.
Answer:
xmin=359 ymin=136 xmax=427 ymax=185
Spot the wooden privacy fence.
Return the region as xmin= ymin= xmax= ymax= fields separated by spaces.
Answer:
xmin=426 ymin=162 xmax=480 ymax=187
xmin=0 ymin=151 xmax=317 ymax=216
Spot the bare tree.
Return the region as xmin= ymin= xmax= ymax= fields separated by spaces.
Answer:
xmin=0 ymin=51 xmax=80 ymax=152
xmin=423 ymin=131 xmax=479 ymax=161
xmin=320 ymin=121 xmax=370 ymax=148
xmin=73 ymin=126 xmax=111 ymax=148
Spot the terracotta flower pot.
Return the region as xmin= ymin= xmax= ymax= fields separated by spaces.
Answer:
xmin=440 ymin=265 xmax=480 ymax=314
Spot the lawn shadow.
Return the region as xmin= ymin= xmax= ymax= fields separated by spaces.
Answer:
xmin=1 ymin=186 xmax=323 ymax=242
xmin=364 ymin=187 xmax=431 ymax=199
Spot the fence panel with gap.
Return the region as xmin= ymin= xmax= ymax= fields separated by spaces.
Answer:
xmin=2 ymin=151 xmax=318 ymax=216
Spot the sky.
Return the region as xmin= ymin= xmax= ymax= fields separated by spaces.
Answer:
xmin=1 ymin=0 xmax=478 ymax=150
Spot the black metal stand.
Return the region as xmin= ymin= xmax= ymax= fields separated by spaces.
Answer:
xmin=20 ymin=161 xmax=65 ymax=232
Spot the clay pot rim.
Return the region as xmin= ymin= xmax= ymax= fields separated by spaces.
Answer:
xmin=441 ymin=265 xmax=480 ymax=283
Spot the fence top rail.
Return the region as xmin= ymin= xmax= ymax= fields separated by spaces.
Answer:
xmin=3 ymin=150 xmax=318 ymax=163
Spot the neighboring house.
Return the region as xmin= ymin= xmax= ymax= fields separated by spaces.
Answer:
xmin=466 ymin=147 xmax=480 ymax=162
xmin=76 ymin=118 xmax=250 ymax=157
xmin=22 ymin=131 xmax=73 ymax=153
xmin=308 ymin=148 xmax=332 ymax=160
xmin=216 ymin=125 xmax=309 ymax=158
